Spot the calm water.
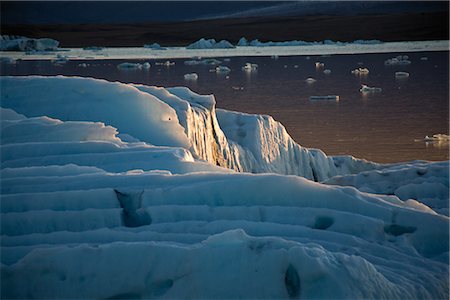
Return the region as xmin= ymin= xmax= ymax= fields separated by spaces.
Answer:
xmin=1 ymin=51 xmax=448 ymax=163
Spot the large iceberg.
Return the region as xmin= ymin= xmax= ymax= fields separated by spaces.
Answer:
xmin=0 ymin=76 xmax=448 ymax=299
xmin=0 ymin=35 xmax=59 ymax=51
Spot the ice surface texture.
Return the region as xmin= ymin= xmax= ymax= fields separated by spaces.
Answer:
xmin=0 ymin=76 xmax=448 ymax=299
xmin=0 ymin=35 xmax=59 ymax=51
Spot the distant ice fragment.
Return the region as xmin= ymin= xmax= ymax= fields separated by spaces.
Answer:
xmin=187 ymin=38 xmax=235 ymax=49
xmin=395 ymin=71 xmax=409 ymax=79
xmin=309 ymin=95 xmax=339 ymax=101
xmin=78 ymin=63 xmax=88 ymax=68
xmin=360 ymin=84 xmax=382 ymax=93
xmin=420 ymin=57 xmax=428 ymax=61
xmin=155 ymin=61 xmax=175 ymax=66
xmin=216 ymin=66 xmax=231 ymax=74
xmin=184 ymin=73 xmax=199 ymax=81
xmin=143 ymin=43 xmax=166 ymax=50
xmin=315 ymin=62 xmax=324 ymax=68
xmin=117 ymin=62 xmax=143 ymax=69
xmin=323 ymin=69 xmax=331 ymax=74
xmin=52 ymin=54 xmax=69 ymax=65
xmin=142 ymin=62 xmax=151 ymax=69
xmin=305 ymin=77 xmax=317 ymax=84
xmin=294 ymin=65 xmax=299 ymax=68
xmin=351 ymin=68 xmax=369 ymax=75
xmin=384 ymin=55 xmax=411 ymax=66
xmin=242 ymin=63 xmax=258 ymax=71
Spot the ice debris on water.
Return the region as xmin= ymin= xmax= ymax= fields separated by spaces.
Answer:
xmin=184 ymin=58 xmax=222 ymax=66
xmin=395 ymin=71 xmax=409 ymax=79
xmin=305 ymin=77 xmax=317 ymax=84
xmin=420 ymin=57 xmax=428 ymax=61
xmin=384 ymin=55 xmax=411 ymax=66
xmin=315 ymin=62 xmax=324 ymax=68
xmin=78 ymin=63 xmax=88 ymax=68
xmin=216 ymin=66 xmax=231 ymax=74
xmin=360 ymin=84 xmax=382 ymax=93
xmin=309 ymin=95 xmax=339 ymax=102
xmin=242 ymin=63 xmax=258 ymax=71
xmin=351 ymin=68 xmax=369 ymax=75
xmin=184 ymin=73 xmax=198 ymax=81
xmin=117 ymin=62 xmax=150 ymax=70
xmin=323 ymin=69 xmax=331 ymax=74
xmin=155 ymin=61 xmax=175 ymax=67
xmin=424 ymin=134 xmax=450 ymax=142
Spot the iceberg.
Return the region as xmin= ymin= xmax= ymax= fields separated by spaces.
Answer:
xmin=187 ymin=38 xmax=235 ymax=49
xmin=0 ymin=35 xmax=59 ymax=51
xmin=215 ymin=66 xmax=231 ymax=73
xmin=242 ymin=63 xmax=258 ymax=71
xmin=0 ymin=76 xmax=448 ymax=299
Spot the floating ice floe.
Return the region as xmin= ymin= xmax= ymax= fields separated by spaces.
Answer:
xmin=52 ymin=54 xmax=69 ymax=65
xmin=309 ymin=95 xmax=339 ymax=102
xmin=184 ymin=58 xmax=222 ymax=66
xmin=315 ymin=62 xmax=324 ymax=68
xmin=78 ymin=63 xmax=88 ymax=68
xmin=420 ymin=57 xmax=428 ymax=61
xmin=143 ymin=43 xmax=166 ymax=50
xmin=305 ymin=77 xmax=317 ymax=84
xmin=155 ymin=60 xmax=175 ymax=66
xmin=187 ymin=38 xmax=235 ymax=49
xmin=215 ymin=66 xmax=231 ymax=74
xmin=184 ymin=73 xmax=198 ymax=81
xmin=242 ymin=63 xmax=258 ymax=71
xmin=323 ymin=69 xmax=331 ymax=74
xmin=384 ymin=55 xmax=411 ymax=66
xmin=0 ymin=35 xmax=59 ymax=51
xmin=142 ymin=62 xmax=151 ymax=69
xmin=351 ymin=68 xmax=369 ymax=75
xmin=117 ymin=62 xmax=143 ymax=69
xmin=360 ymin=84 xmax=382 ymax=93
xmin=395 ymin=71 xmax=409 ymax=79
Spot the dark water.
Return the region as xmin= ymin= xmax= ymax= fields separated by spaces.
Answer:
xmin=1 ymin=51 xmax=448 ymax=163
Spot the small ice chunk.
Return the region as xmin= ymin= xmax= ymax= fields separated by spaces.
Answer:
xmin=52 ymin=54 xmax=69 ymax=64
xmin=155 ymin=61 xmax=175 ymax=66
xmin=315 ymin=62 xmax=324 ymax=68
xmin=420 ymin=57 xmax=428 ymax=61
xmin=385 ymin=56 xmax=411 ymax=66
xmin=424 ymin=134 xmax=450 ymax=142
xmin=395 ymin=71 xmax=409 ymax=79
xmin=360 ymin=84 xmax=382 ymax=93
xmin=223 ymin=58 xmax=231 ymax=62
xmin=309 ymin=95 xmax=339 ymax=101
xmin=294 ymin=65 xmax=299 ymax=68
xmin=323 ymin=69 xmax=331 ymax=74
xmin=216 ymin=66 xmax=231 ymax=73
xmin=184 ymin=73 xmax=198 ymax=80
xmin=305 ymin=77 xmax=317 ymax=84
xmin=242 ymin=63 xmax=258 ymax=71
xmin=351 ymin=68 xmax=369 ymax=75
xmin=117 ymin=62 xmax=142 ymax=69
xmin=78 ymin=63 xmax=88 ymax=68
xmin=142 ymin=62 xmax=151 ymax=69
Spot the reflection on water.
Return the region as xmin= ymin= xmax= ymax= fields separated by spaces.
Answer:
xmin=1 ymin=51 xmax=448 ymax=163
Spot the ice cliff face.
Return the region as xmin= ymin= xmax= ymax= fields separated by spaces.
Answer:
xmin=0 ymin=76 xmax=376 ymax=181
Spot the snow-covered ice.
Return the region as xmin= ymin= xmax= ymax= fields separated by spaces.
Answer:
xmin=1 ymin=40 xmax=447 ymax=61
xmin=0 ymin=76 xmax=448 ymax=299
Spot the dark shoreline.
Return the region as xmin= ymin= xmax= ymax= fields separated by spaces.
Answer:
xmin=1 ymin=11 xmax=448 ymax=48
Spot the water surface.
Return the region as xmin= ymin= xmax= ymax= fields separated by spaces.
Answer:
xmin=1 ymin=51 xmax=448 ymax=163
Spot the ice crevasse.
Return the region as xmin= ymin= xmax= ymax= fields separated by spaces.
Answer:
xmin=0 ymin=76 xmax=448 ymax=299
